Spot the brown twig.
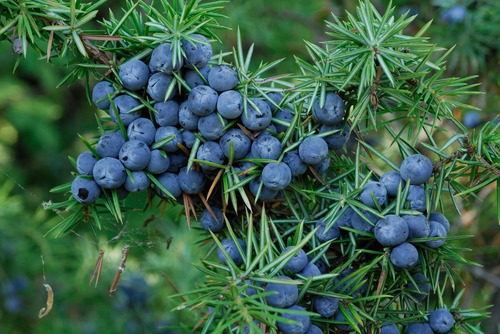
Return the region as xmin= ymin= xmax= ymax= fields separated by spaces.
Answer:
xmin=82 ymin=39 xmax=113 ymax=65
xmin=432 ymin=148 xmax=465 ymax=173
xmin=80 ymin=33 xmax=123 ymax=41
xmin=109 ymin=245 xmax=130 ymax=296
xmin=370 ymin=65 xmax=383 ymax=107
xmin=478 ymin=157 xmax=500 ymax=177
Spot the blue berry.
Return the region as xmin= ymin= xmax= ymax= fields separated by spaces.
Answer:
xmin=241 ymin=99 xmax=272 ymax=131
xmin=314 ymin=295 xmax=339 ymax=318
xmin=316 ymin=217 xmax=340 ymax=242
xmin=264 ymin=276 xmax=298 ymax=308
xmin=311 ymin=157 xmax=330 ymax=174
xmin=119 ymin=59 xmax=149 ymax=91
xmin=188 ymin=85 xmax=218 ymax=116
xmin=263 ymin=124 xmax=278 ymax=136
xmin=429 ymin=309 xmax=455 ymax=333
xmin=4 ymin=296 xmax=23 ymax=314
xmin=2 ymin=277 xmax=29 ymax=295
xmin=374 ymin=214 xmax=409 ymax=247
xmin=92 ymin=81 xmax=115 ymax=109
xmin=110 ymin=95 xmax=142 ymax=127
xmin=182 ymin=34 xmax=212 ymax=69
xmin=313 ymin=259 xmax=328 ymax=274
xmin=299 ymin=136 xmax=329 ymax=165
xmin=273 ymin=108 xmax=294 ymax=134
xmin=429 ymin=212 xmax=450 ymax=233
xmin=337 ymin=207 xmax=355 ymax=229
xmin=166 ymin=151 xmax=187 ymax=173
xmin=178 ymin=167 xmax=206 ymax=194
xmin=406 ymin=185 xmax=426 ymax=212
xmin=298 ymin=262 xmax=321 ymax=277
xmin=379 ymin=171 xmax=405 ymax=197
xmin=360 ymin=181 xmax=387 ymax=208
xmin=406 ymin=322 xmax=434 ymax=334
xmin=249 ymin=177 xmax=278 ymax=200
xmin=283 ymin=149 xmax=307 ymax=176
xmin=72 ymin=177 xmax=101 ymax=204
xmin=12 ymin=38 xmax=23 ymax=55
xmin=390 ymin=242 xmax=419 ymax=269
xmin=124 ymin=171 xmax=150 ymax=192
xmin=238 ymin=158 xmax=256 ymax=173
xmin=119 ymin=140 xmax=151 ymax=171
xmin=196 ymin=141 xmax=225 ymax=171
xmin=424 ymin=220 xmax=447 ymax=248
xmin=244 ymin=279 xmax=262 ymax=297
xmin=116 ymin=186 xmax=129 ymax=200
xmin=198 ymin=113 xmax=227 ymax=141
xmin=217 ymin=90 xmax=243 ymax=119
xmin=400 ymin=154 xmax=433 ymax=185
xmin=440 ymin=5 xmax=466 ymax=24
xmin=181 ymin=130 xmax=196 ymax=149
xmin=200 ymin=206 xmax=224 ymax=232
xmin=147 ymin=150 xmax=170 ymax=174
xmin=93 ymin=157 xmax=127 ymax=189
xmin=399 ymin=5 xmax=419 ymax=17
xmin=76 ymin=151 xmax=98 ymax=175
xmin=304 ymin=324 xmax=322 ymax=334
xmin=462 ymin=111 xmax=480 ymax=129
xmin=351 ymin=209 xmax=378 ymax=233
xmin=178 ymin=101 xmax=200 ymax=130
xmin=154 ymin=101 xmax=179 ymax=127
xmin=312 ymin=92 xmax=345 ymax=125
xmin=120 ymin=274 xmax=149 ymax=307
xmin=127 ymin=117 xmax=156 ymax=146
xmin=251 ymin=134 xmax=282 ymax=160
xmin=334 ymin=309 xmax=354 ymax=331
xmin=265 ymin=92 xmax=283 ymax=112
xmin=147 ymin=72 xmax=176 ymax=102
xmin=243 ymin=320 xmax=262 ymax=334
xmin=333 ymin=269 xmax=367 ymax=297
xmin=217 ymin=238 xmax=246 ymax=266
xmin=277 ymin=305 xmax=310 ymax=334
xmin=403 ymin=215 xmax=430 ymax=239
xmin=97 ymin=131 xmax=126 ymax=158
xmin=282 ymin=246 xmax=308 ymax=273
xmin=149 ymin=43 xmax=182 ymax=74
xmin=184 ymin=65 xmax=211 ymax=88
xmin=208 ymin=64 xmax=238 ymax=92
xmin=407 ymin=272 xmax=430 ymax=302
xmin=155 ymin=172 xmax=181 ymax=198
xmin=219 ymin=128 xmax=251 ymax=160
xmin=262 ymin=162 xmax=292 ymax=190
xmin=380 ymin=324 xmax=399 ymax=334
xmin=320 ymin=123 xmax=351 ymax=150
xmin=155 ymin=126 xmax=183 ymax=152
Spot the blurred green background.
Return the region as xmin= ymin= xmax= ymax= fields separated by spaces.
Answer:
xmin=0 ymin=0 xmax=499 ymax=333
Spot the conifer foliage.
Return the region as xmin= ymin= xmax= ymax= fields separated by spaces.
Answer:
xmin=1 ymin=0 xmax=499 ymax=332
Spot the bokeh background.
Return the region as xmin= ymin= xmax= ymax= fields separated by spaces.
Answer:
xmin=0 ymin=0 xmax=499 ymax=333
